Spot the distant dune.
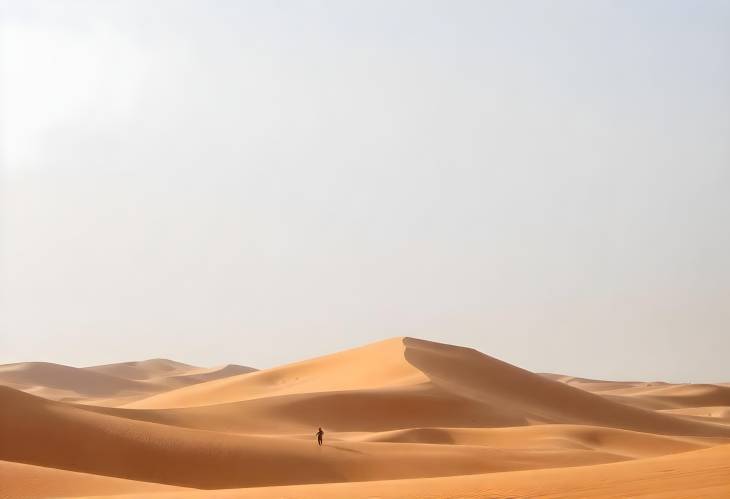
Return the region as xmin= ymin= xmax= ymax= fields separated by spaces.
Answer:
xmin=0 ymin=358 xmax=255 ymax=406
xmin=86 ymin=358 xmax=256 ymax=386
xmin=0 ymin=362 xmax=157 ymax=402
xmin=84 ymin=358 xmax=199 ymax=380
xmin=1 ymin=337 xmax=729 ymax=498
xmin=546 ymin=372 xmax=730 ymax=412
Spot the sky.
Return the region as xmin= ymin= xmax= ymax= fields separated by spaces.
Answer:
xmin=1 ymin=0 xmax=728 ymax=382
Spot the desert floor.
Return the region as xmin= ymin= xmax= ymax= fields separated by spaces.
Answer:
xmin=2 ymin=337 xmax=729 ymax=498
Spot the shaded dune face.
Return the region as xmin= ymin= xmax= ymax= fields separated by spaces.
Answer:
xmin=401 ymin=338 xmax=730 ymax=437
xmin=1 ymin=337 xmax=729 ymax=497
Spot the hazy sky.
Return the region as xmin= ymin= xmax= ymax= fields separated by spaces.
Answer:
xmin=1 ymin=0 xmax=728 ymax=382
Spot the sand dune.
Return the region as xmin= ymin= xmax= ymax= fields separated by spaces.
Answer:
xmin=105 ymin=443 xmax=730 ymax=499
xmin=86 ymin=359 xmax=255 ymax=387
xmin=106 ymin=381 xmax=730 ymax=438
xmin=2 ymin=337 xmax=729 ymax=498
xmin=85 ymin=358 xmax=199 ymax=380
xmin=127 ymin=338 xmax=426 ymax=408
xmin=0 ymin=386 xmax=630 ymax=490
xmin=0 ymin=362 xmax=158 ymax=402
xmin=0 ymin=460 xmax=184 ymax=498
xmin=541 ymin=373 xmax=657 ymax=392
xmin=160 ymin=364 xmax=257 ymax=386
xmin=0 ymin=359 xmax=255 ymax=406
xmin=658 ymin=406 xmax=730 ymax=426
xmin=612 ymin=383 xmax=730 ymax=409
xmin=548 ymin=372 xmax=730 ymax=417
xmin=661 ymin=405 xmax=730 ymax=419
xmin=353 ymin=424 xmax=725 ymax=458
xmin=123 ymin=338 xmax=730 ymax=438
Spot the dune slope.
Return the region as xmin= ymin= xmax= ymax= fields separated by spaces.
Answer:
xmin=114 ymin=443 xmax=730 ymax=499
xmin=127 ymin=338 xmax=425 ymax=408
xmin=0 ymin=460 xmax=184 ymax=498
xmin=0 ymin=386 xmax=631 ymax=490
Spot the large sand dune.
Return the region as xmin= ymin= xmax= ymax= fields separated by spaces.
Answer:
xmin=2 ymin=337 xmax=728 ymax=498
xmin=122 ymin=338 xmax=730 ymax=437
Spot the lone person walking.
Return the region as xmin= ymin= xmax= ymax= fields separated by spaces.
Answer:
xmin=316 ymin=427 xmax=324 ymax=446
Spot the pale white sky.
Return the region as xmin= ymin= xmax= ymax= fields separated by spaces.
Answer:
xmin=1 ymin=0 xmax=728 ymax=382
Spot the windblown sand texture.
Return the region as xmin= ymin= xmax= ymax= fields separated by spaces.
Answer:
xmin=1 ymin=338 xmax=728 ymax=498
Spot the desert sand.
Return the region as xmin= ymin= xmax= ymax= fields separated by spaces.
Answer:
xmin=1 ymin=337 xmax=729 ymax=498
